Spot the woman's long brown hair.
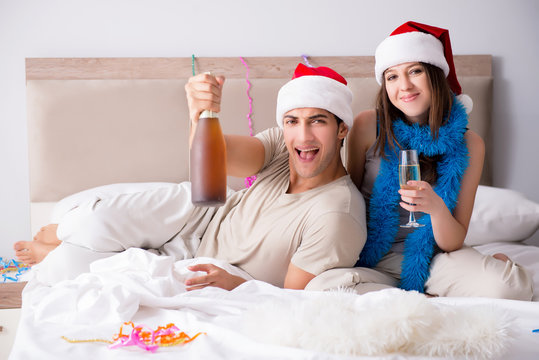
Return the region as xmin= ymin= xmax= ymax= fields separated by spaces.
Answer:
xmin=373 ymin=62 xmax=453 ymax=184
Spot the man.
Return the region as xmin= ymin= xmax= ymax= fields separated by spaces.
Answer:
xmin=15 ymin=64 xmax=366 ymax=291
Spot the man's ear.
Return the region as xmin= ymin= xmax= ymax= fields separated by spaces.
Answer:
xmin=338 ymin=122 xmax=349 ymax=139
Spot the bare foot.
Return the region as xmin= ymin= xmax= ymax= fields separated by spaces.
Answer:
xmin=493 ymin=253 xmax=510 ymax=262
xmin=14 ymin=241 xmax=59 ymax=265
xmin=13 ymin=224 xmax=61 ymax=265
xmin=33 ymin=224 xmax=61 ymax=245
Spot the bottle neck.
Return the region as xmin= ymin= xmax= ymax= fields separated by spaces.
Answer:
xmin=200 ymin=110 xmax=218 ymax=119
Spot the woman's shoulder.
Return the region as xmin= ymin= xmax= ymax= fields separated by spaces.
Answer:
xmin=464 ymin=129 xmax=485 ymax=156
xmin=347 ymin=109 xmax=378 ymax=187
xmin=353 ymin=109 xmax=377 ymax=129
xmin=350 ymin=109 xmax=377 ymax=142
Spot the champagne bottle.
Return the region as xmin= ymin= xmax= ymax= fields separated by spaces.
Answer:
xmin=190 ymin=109 xmax=227 ymax=206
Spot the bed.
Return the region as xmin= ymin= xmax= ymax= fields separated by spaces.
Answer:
xmin=8 ymin=56 xmax=539 ymax=359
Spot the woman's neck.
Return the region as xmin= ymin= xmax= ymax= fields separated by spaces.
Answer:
xmin=403 ymin=112 xmax=429 ymax=125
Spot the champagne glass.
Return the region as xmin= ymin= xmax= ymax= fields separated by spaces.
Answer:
xmin=399 ymin=150 xmax=424 ymax=228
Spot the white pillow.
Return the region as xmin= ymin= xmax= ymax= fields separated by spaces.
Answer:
xmin=51 ymin=182 xmax=178 ymax=223
xmin=464 ymin=186 xmax=539 ymax=246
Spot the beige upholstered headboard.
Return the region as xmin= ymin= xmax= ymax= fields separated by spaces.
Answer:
xmin=26 ymin=56 xmax=492 ymax=202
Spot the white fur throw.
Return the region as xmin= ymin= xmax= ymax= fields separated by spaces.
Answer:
xmin=241 ymin=289 xmax=512 ymax=359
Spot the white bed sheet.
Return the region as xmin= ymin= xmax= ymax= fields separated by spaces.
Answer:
xmin=9 ymin=246 xmax=539 ymax=360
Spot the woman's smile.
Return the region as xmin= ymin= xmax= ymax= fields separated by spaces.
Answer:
xmin=400 ymin=93 xmax=420 ymax=102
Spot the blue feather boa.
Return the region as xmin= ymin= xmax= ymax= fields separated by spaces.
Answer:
xmin=357 ymin=98 xmax=470 ymax=292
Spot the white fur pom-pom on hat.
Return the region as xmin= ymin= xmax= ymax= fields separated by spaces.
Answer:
xmin=457 ymin=93 xmax=473 ymax=114
xmin=375 ymin=21 xmax=473 ymax=114
xmin=276 ymin=63 xmax=354 ymax=129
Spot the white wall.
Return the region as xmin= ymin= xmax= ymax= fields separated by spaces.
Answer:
xmin=1 ymin=0 xmax=538 ymax=257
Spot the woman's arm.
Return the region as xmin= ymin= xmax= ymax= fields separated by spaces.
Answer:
xmin=399 ymin=130 xmax=485 ymax=252
xmin=347 ymin=109 xmax=377 ymax=188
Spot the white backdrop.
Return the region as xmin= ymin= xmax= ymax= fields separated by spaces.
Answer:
xmin=1 ymin=0 xmax=538 ymax=257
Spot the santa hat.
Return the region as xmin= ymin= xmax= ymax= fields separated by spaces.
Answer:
xmin=276 ymin=63 xmax=354 ymax=129
xmin=375 ymin=21 xmax=473 ymax=113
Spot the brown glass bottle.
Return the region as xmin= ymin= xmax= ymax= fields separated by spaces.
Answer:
xmin=190 ymin=110 xmax=227 ymax=206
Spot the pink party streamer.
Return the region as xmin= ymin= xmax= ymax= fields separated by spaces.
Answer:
xmin=107 ymin=322 xmax=204 ymax=352
xmin=240 ymin=57 xmax=256 ymax=188
xmin=301 ymin=54 xmax=314 ymax=67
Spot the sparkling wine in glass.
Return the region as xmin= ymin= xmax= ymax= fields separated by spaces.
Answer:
xmin=399 ymin=150 xmax=424 ymax=228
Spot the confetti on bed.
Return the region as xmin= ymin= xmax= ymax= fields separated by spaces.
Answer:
xmin=62 ymin=322 xmax=205 ymax=352
xmin=0 ymin=257 xmax=30 ymax=282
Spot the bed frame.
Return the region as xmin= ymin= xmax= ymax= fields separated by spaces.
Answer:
xmin=26 ymin=56 xmax=493 ymax=205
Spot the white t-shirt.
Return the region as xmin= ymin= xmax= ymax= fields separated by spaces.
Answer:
xmin=197 ymin=127 xmax=366 ymax=287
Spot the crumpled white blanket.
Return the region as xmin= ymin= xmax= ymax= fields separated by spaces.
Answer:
xmin=10 ymin=249 xmax=539 ymax=360
xmin=27 ymin=249 xmax=254 ymax=326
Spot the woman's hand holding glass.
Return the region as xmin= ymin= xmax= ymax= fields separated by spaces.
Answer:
xmin=398 ymin=180 xmax=445 ymax=218
xmin=399 ymin=150 xmax=424 ymax=228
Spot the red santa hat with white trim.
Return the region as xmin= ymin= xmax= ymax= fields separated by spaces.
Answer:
xmin=276 ymin=63 xmax=354 ymax=128
xmin=375 ymin=21 xmax=473 ymax=113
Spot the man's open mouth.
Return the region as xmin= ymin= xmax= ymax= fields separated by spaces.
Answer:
xmin=296 ymin=147 xmax=319 ymax=161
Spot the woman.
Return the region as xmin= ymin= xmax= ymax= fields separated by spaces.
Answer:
xmin=347 ymin=21 xmax=532 ymax=299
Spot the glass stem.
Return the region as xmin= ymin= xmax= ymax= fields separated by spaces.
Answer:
xmin=409 ymin=211 xmax=416 ymax=224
